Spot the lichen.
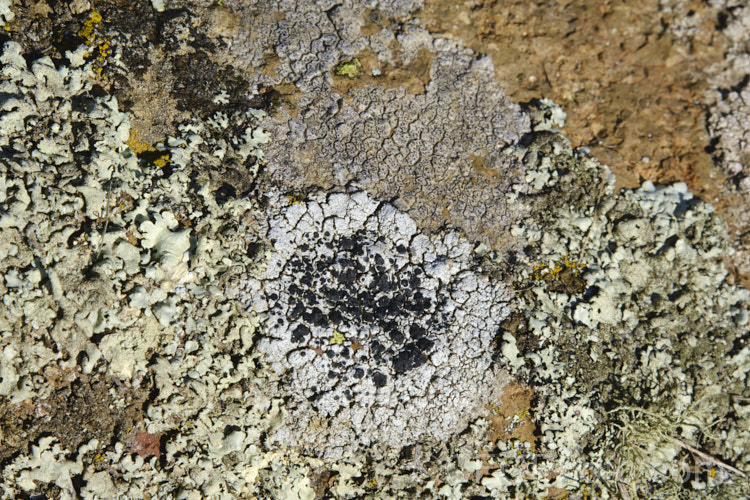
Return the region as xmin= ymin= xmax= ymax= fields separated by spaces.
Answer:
xmin=2 ymin=2 xmax=750 ymax=498
xmin=333 ymin=57 xmax=362 ymax=78
xmin=238 ymin=188 xmax=513 ymax=456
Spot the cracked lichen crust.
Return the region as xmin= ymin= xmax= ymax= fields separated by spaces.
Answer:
xmin=222 ymin=0 xmax=531 ymax=249
xmin=264 ymin=39 xmax=530 ymax=248
xmin=240 ymin=189 xmax=511 ymax=453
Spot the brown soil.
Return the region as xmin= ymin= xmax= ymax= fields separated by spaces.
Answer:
xmin=0 ymin=370 xmax=150 ymax=468
xmin=486 ymin=381 xmax=538 ymax=449
xmin=420 ymin=0 xmax=726 ymax=194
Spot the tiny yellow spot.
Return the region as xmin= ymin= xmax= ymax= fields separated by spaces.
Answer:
xmin=330 ymin=330 xmax=345 ymax=345
xmin=153 ymin=154 xmax=171 ymax=168
xmin=285 ymin=192 xmax=306 ymax=204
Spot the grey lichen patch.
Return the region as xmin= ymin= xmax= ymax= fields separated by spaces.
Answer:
xmin=211 ymin=0 xmax=531 ymax=249
xmin=704 ymin=4 xmax=750 ymax=286
xmin=238 ymin=189 xmax=512 ymax=455
xmin=0 ymin=38 xmax=134 ymax=383
xmin=264 ymin=39 xmax=531 ymax=250
xmin=706 ymin=4 xmax=750 ymax=194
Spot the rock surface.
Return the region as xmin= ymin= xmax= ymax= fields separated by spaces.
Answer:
xmin=1 ymin=1 xmax=749 ymax=498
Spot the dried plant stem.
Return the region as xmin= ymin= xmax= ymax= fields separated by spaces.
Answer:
xmin=669 ymin=437 xmax=747 ymax=479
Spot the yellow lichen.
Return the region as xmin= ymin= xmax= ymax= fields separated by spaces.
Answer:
xmin=285 ymin=191 xmax=307 ymax=205
xmin=525 ymin=254 xmax=587 ymax=294
xmin=330 ymin=330 xmax=345 ymax=345
xmin=96 ymin=41 xmax=111 ymax=62
xmin=77 ymin=10 xmax=111 ymax=77
xmin=153 ymin=154 xmax=171 ymax=168
xmin=77 ymin=10 xmax=102 ymax=44
xmin=126 ymin=131 xmax=155 ymax=155
xmin=334 ymin=58 xmax=363 ymax=78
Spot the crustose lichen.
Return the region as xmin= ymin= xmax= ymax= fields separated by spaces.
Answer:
xmin=239 ymin=188 xmax=513 ymax=455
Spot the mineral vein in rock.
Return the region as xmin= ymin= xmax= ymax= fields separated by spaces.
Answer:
xmin=241 ymin=189 xmax=511 ymax=449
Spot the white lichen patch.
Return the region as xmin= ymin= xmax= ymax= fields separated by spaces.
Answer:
xmin=4 ymin=437 xmax=93 ymax=498
xmin=0 ymin=0 xmax=14 ymax=26
xmin=239 ymin=189 xmax=512 ymax=453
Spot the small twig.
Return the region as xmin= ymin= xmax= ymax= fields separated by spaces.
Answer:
xmin=617 ymin=481 xmax=632 ymax=500
xmin=669 ymin=437 xmax=747 ymax=478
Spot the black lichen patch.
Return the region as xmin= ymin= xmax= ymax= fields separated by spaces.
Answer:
xmin=279 ymin=228 xmax=439 ymax=378
xmin=393 ymin=343 xmax=427 ymax=373
xmin=372 ymin=371 xmax=388 ymax=387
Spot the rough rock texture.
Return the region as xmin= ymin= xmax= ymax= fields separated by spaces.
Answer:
xmin=1 ymin=1 xmax=749 ymax=499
